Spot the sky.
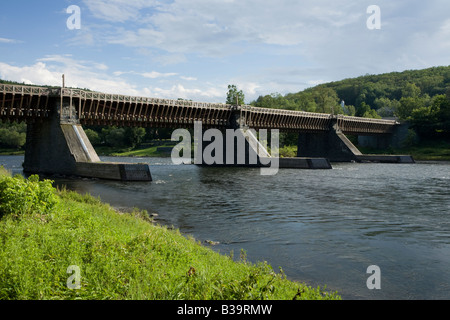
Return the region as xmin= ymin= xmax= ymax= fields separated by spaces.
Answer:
xmin=1 ymin=0 xmax=450 ymax=103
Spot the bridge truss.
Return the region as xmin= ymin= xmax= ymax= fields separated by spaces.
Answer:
xmin=0 ymin=84 xmax=398 ymax=134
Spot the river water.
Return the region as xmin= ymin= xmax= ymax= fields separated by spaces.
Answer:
xmin=1 ymin=155 xmax=449 ymax=300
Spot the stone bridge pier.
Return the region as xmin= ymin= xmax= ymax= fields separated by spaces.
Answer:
xmin=297 ymin=117 xmax=415 ymax=163
xmin=197 ymin=110 xmax=333 ymax=170
xmin=1 ymin=84 xmax=414 ymax=179
xmin=23 ymin=97 xmax=152 ymax=181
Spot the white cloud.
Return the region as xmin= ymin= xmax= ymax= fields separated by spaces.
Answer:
xmin=4 ymin=1 xmax=450 ymax=104
xmin=0 ymin=37 xmax=22 ymax=44
xmin=0 ymin=56 xmax=139 ymax=96
xmin=141 ymin=71 xmax=177 ymax=79
xmin=180 ymin=76 xmax=197 ymax=81
xmin=150 ymin=83 xmax=224 ymax=101
xmin=81 ymin=0 xmax=450 ymax=75
xmin=0 ymin=56 xmax=227 ymax=102
xmin=112 ymin=70 xmax=179 ymax=79
xmin=96 ymin=0 xmax=367 ymax=53
xmin=82 ymin=0 xmax=159 ymax=23
xmin=0 ymin=61 xmax=60 ymax=85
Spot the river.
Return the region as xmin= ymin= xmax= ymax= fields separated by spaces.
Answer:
xmin=1 ymin=155 xmax=449 ymax=300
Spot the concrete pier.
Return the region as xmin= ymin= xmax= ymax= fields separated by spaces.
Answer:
xmin=75 ymin=162 xmax=152 ymax=181
xmin=297 ymin=118 xmax=414 ymax=163
xmin=297 ymin=126 xmax=361 ymax=162
xmin=355 ymin=155 xmax=415 ymax=164
xmin=278 ymin=157 xmax=332 ymax=169
xmin=197 ymin=123 xmax=332 ymax=170
xmin=23 ymin=99 xmax=152 ymax=181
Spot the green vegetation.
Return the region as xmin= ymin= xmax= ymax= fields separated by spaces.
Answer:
xmin=0 ymin=169 xmax=340 ymax=300
xmin=2 ymin=66 xmax=449 ymax=158
xmin=0 ymin=122 xmax=27 ymax=154
xmin=251 ymin=66 xmax=450 ymax=156
xmin=358 ymin=139 xmax=450 ymax=161
xmin=93 ymin=140 xmax=178 ymax=157
xmin=227 ymin=84 xmax=246 ymax=105
xmin=251 ymin=66 xmax=450 ymax=121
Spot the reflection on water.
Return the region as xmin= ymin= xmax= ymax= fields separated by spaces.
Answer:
xmin=1 ymin=155 xmax=449 ymax=300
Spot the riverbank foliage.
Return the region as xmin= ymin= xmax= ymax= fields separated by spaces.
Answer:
xmin=0 ymin=122 xmax=26 ymax=151
xmin=0 ymin=169 xmax=340 ymax=300
xmin=2 ymin=65 xmax=448 ymax=156
xmin=251 ymin=66 xmax=450 ymax=143
xmin=358 ymin=139 xmax=450 ymax=161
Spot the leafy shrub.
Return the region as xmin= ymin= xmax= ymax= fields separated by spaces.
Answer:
xmin=84 ymin=129 xmax=101 ymax=146
xmin=0 ymin=174 xmax=59 ymax=218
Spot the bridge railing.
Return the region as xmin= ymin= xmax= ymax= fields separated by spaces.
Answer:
xmin=61 ymin=88 xmax=232 ymax=110
xmin=336 ymin=114 xmax=398 ymax=135
xmin=59 ymin=88 xmax=235 ymax=127
xmin=0 ymin=84 xmax=53 ymax=96
xmin=239 ymin=105 xmax=333 ymax=132
xmin=0 ymin=84 xmax=55 ymax=119
xmin=1 ymin=85 xmax=399 ymax=134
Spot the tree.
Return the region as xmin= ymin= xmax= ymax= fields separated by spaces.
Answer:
xmin=0 ymin=122 xmax=26 ymax=149
xmin=226 ymin=85 xmax=245 ymax=105
xmin=355 ymin=102 xmax=371 ymax=117
xmin=402 ymin=83 xmax=421 ymax=99
xmin=344 ymin=104 xmax=356 ymax=116
xmin=396 ymin=96 xmax=429 ymax=120
xmin=311 ymin=87 xmax=340 ymax=114
xmin=432 ymin=95 xmax=450 ymax=135
xmin=0 ymin=129 xmax=26 ymax=149
xmin=362 ymin=108 xmax=382 ymax=119
xmin=124 ymin=127 xmax=146 ymax=148
xmin=84 ymin=129 xmax=101 ymax=146
xmin=408 ymin=94 xmax=450 ymax=138
xmin=105 ymin=127 xmax=126 ymax=148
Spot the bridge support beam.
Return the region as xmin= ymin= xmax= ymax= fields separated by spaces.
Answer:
xmin=357 ymin=122 xmax=411 ymax=150
xmin=297 ymin=119 xmax=362 ymax=162
xmin=23 ymin=98 xmax=152 ymax=181
xmin=197 ymin=111 xmax=332 ymax=170
xmin=297 ymin=119 xmax=415 ymax=163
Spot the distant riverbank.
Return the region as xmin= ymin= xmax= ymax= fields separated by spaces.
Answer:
xmin=357 ymin=139 xmax=450 ymax=161
xmin=3 ymin=139 xmax=449 ymax=161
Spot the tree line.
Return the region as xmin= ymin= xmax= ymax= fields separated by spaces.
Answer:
xmin=250 ymin=66 xmax=450 ymax=140
xmin=1 ymin=66 xmax=449 ymax=151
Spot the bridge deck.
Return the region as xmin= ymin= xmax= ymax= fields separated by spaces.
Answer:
xmin=0 ymin=84 xmax=397 ymax=134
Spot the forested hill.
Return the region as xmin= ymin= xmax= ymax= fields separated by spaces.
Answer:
xmin=321 ymin=66 xmax=450 ymax=108
xmin=2 ymin=65 xmax=450 ymax=140
xmin=251 ymin=66 xmax=450 ymax=139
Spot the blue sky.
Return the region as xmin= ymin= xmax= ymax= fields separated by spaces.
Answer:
xmin=1 ymin=0 xmax=450 ymax=103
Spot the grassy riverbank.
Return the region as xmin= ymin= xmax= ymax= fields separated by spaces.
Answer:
xmin=95 ymin=141 xmax=176 ymax=158
xmin=2 ymin=139 xmax=449 ymax=161
xmin=0 ymin=148 xmax=25 ymax=156
xmin=357 ymin=140 xmax=450 ymax=161
xmin=0 ymin=167 xmax=340 ymax=300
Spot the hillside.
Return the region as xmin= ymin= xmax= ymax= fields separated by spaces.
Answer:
xmin=2 ymin=66 xmax=450 ymax=152
xmin=251 ymin=66 xmax=450 ymax=141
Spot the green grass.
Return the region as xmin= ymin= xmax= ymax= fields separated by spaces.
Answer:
xmin=0 ymin=148 xmax=25 ymax=156
xmin=278 ymin=145 xmax=298 ymax=158
xmin=0 ymin=169 xmax=340 ymax=300
xmin=357 ymin=140 xmax=450 ymax=161
xmin=396 ymin=140 xmax=450 ymax=161
xmin=95 ymin=142 xmax=175 ymax=158
xmin=111 ymin=146 xmax=171 ymax=157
